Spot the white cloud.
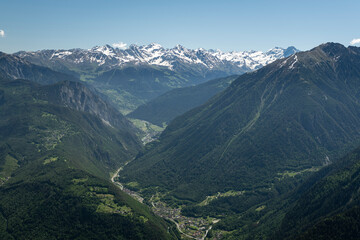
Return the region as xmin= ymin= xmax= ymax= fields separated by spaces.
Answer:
xmin=350 ymin=38 xmax=360 ymax=45
xmin=0 ymin=30 xmax=4 ymax=37
xmin=112 ymin=42 xmax=127 ymax=49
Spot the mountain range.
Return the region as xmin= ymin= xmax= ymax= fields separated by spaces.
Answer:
xmin=2 ymin=41 xmax=360 ymax=239
xmin=15 ymin=44 xmax=299 ymax=113
xmin=16 ymin=44 xmax=298 ymax=74
xmin=119 ymin=43 xmax=360 ymax=238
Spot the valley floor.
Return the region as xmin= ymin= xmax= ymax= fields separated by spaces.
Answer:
xmin=111 ymin=162 xmax=218 ymax=240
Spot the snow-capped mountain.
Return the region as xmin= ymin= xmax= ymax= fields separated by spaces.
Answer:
xmin=16 ymin=43 xmax=299 ymax=75
xmin=14 ymin=44 xmax=299 ymax=113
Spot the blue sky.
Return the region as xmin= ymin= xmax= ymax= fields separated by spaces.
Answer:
xmin=0 ymin=0 xmax=359 ymax=53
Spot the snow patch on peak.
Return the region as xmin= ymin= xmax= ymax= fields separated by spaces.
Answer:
xmin=144 ymin=43 xmax=163 ymax=52
xmin=92 ymin=45 xmax=115 ymax=57
xmin=51 ymin=51 xmax=73 ymax=59
xmin=289 ymin=55 xmax=298 ymax=69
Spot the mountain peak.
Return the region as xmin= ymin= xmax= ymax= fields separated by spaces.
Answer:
xmin=174 ymin=44 xmax=186 ymax=51
xmin=284 ymin=46 xmax=299 ymax=57
xmin=145 ymin=43 xmax=163 ymax=51
xmin=90 ymin=44 xmax=116 ymax=56
xmin=319 ymin=42 xmax=345 ymax=48
xmin=316 ymin=42 xmax=347 ymax=56
xmin=265 ymin=46 xmax=300 ymax=58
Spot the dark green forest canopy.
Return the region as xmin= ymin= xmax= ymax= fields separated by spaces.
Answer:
xmin=0 ymin=77 xmax=178 ymax=239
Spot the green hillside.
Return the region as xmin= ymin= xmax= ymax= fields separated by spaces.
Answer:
xmin=121 ymin=43 xmax=360 ymax=204
xmin=0 ymin=77 xmax=179 ymax=239
xmin=275 ymin=145 xmax=360 ymax=240
xmin=128 ymin=75 xmax=238 ymax=126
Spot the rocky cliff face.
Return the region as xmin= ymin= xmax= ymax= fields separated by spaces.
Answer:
xmin=37 ymin=80 xmax=142 ymax=153
xmin=41 ymin=81 xmax=139 ymax=134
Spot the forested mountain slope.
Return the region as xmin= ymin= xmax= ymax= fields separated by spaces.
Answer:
xmin=276 ymin=145 xmax=360 ymax=240
xmin=128 ymin=75 xmax=239 ymax=126
xmin=0 ymin=77 xmax=178 ymax=239
xmin=121 ymin=43 xmax=360 ymax=203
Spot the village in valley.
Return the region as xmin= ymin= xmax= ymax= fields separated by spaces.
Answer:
xmin=151 ymin=200 xmax=218 ymax=239
xmin=112 ymin=171 xmax=218 ymax=239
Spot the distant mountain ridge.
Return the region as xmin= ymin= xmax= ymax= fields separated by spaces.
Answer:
xmin=14 ymin=44 xmax=299 ymax=113
xmin=15 ymin=43 xmax=299 ymax=75
xmin=0 ymin=52 xmax=78 ymax=84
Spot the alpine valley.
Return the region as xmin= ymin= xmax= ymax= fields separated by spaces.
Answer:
xmin=1 ymin=41 xmax=360 ymax=240
xmin=120 ymin=43 xmax=360 ymax=239
xmin=16 ymin=44 xmax=298 ymax=114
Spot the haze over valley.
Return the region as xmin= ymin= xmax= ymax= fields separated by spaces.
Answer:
xmin=1 ymin=1 xmax=360 ymax=239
